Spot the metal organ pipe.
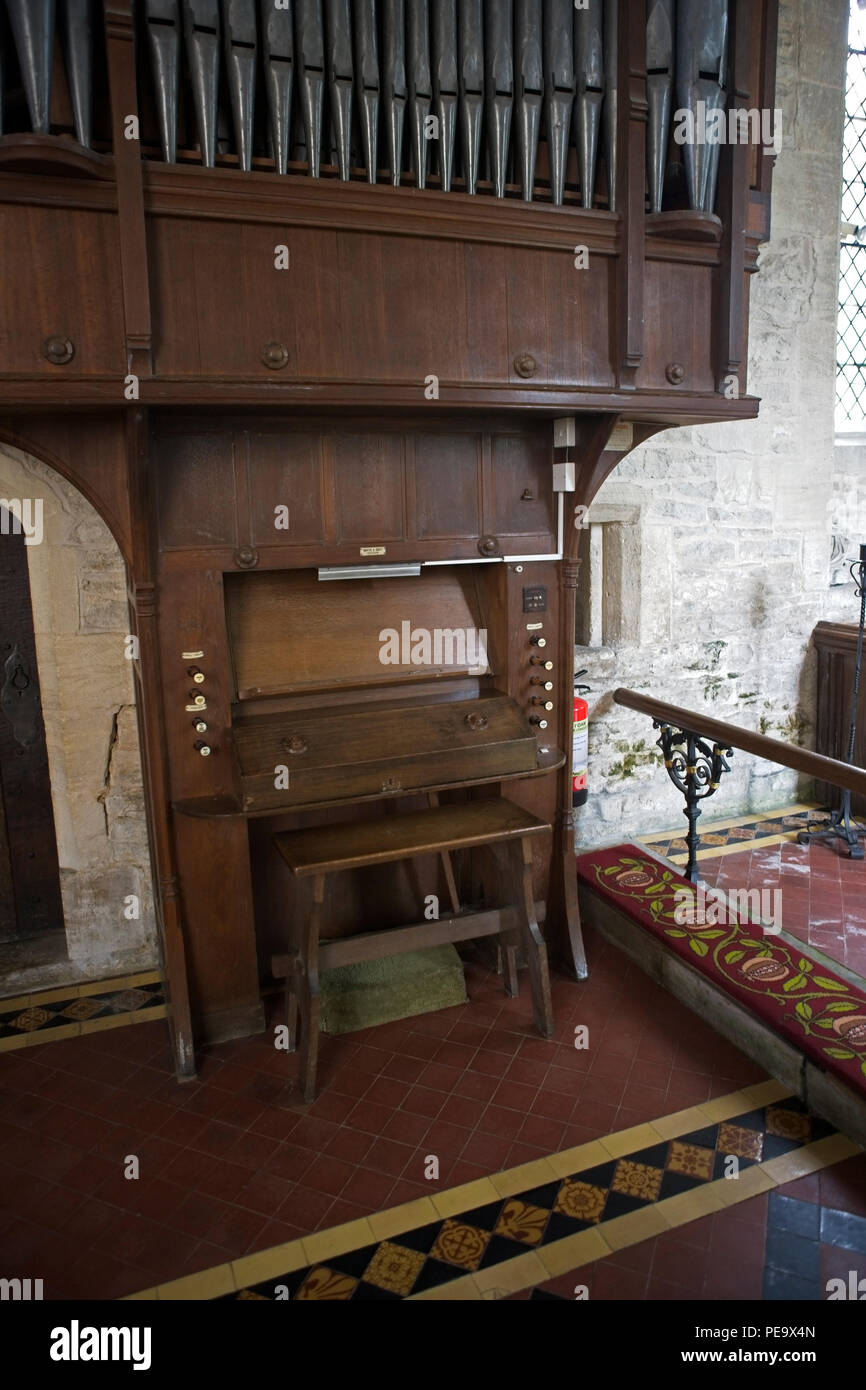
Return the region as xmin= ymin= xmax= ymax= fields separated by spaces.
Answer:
xmin=259 ymin=0 xmax=294 ymax=174
xmin=382 ymin=0 xmax=408 ymax=185
xmin=514 ymin=0 xmax=543 ymax=201
xmin=431 ymin=0 xmax=458 ymax=191
xmin=324 ymin=0 xmax=353 ymax=179
xmin=6 ymin=0 xmax=55 ymax=135
xmin=458 ymin=0 xmax=484 ymax=194
xmin=407 ymin=0 xmax=432 ymax=189
xmin=0 ymin=3 xmax=733 ymax=216
xmin=146 ymin=0 xmax=181 ymax=163
xmin=646 ymin=0 xmax=674 ymax=213
xmin=222 ymin=0 xmax=257 ymax=172
xmin=602 ymin=0 xmax=617 ymax=211
xmin=484 ymin=0 xmax=513 ymax=198
xmin=181 ymin=0 xmax=221 ymax=167
xmin=295 ymin=0 xmax=325 ymax=176
xmin=62 ymin=0 xmax=92 ymax=148
xmin=543 ymin=0 xmax=574 ymax=206
xmin=677 ymin=0 xmax=729 ymax=212
xmin=574 ymin=0 xmax=603 ymax=210
xmin=353 ymin=0 xmax=380 ymax=182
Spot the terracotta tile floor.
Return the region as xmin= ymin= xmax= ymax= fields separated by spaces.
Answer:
xmin=0 ymin=926 xmax=772 ymax=1300
xmin=698 ymin=838 xmax=866 ymax=980
xmin=511 ymin=1159 xmax=866 ymax=1301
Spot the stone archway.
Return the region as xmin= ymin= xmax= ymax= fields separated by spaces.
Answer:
xmin=0 ymin=441 xmax=158 ymax=993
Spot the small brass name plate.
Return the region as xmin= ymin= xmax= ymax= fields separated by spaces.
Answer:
xmin=360 ymin=546 xmax=386 ymax=557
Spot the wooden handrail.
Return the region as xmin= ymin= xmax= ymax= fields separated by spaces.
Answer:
xmin=613 ymin=688 xmax=866 ymax=801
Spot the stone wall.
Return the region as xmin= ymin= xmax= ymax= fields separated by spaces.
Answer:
xmin=0 ymin=443 xmax=158 ymax=992
xmin=575 ymin=0 xmax=859 ymax=848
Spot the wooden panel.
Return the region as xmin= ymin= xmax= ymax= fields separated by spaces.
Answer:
xmin=147 ymin=214 xmax=619 ymax=392
xmin=156 ymin=433 xmax=239 ymax=549
xmin=237 ymin=697 xmax=539 ymax=811
xmin=413 ymin=434 xmax=482 ymax=540
xmin=174 ymin=814 xmax=263 ymax=1038
xmin=0 ymin=207 xmax=124 ymax=375
xmin=486 ymin=433 xmax=556 ymax=544
xmin=332 ymin=433 xmax=406 ymax=542
xmin=225 ymin=566 xmax=490 ymax=698
xmin=248 ymin=431 xmax=327 ymax=548
xmin=636 ymin=261 xmax=716 ymax=393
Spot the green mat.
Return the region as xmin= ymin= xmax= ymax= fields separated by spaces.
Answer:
xmin=319 ymin=945 xmax=468 ymax=1035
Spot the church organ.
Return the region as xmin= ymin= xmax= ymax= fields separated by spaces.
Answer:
xmin=0 ymin=0 xmax=779 ymax=1078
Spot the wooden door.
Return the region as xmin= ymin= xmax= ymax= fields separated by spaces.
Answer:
xmin=0 ymin=511 xmax=65 ymax=943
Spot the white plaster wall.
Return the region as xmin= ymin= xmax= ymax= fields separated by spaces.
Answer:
xmin=0 ymin=443 xmax=158 ymax=987
xmin=575 ymin=0 xmax=859 ymax=847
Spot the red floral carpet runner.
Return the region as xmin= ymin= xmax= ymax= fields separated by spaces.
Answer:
xmin=576 ymin=846 xmax=866 ymax=1101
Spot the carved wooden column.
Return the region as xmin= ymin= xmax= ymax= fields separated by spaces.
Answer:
xmin=714 ymin=0 xmax=748 ymax=395
xmin=616 ymin=0 xmax=647 ymax=390
xmin=126 ymin=410 xmax=194 ymax=1076
xmin=103 ymin=0 xmax=153 ymax=378
xmin=547 ymin=414 xmax=618 ymax=979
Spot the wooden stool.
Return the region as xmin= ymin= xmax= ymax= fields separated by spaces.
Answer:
xmin=271 ymin=797 xmax=555 ymax=1102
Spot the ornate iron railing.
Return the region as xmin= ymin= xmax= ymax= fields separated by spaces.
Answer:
xmin=613 ymin=688 xmax=866 ymax=881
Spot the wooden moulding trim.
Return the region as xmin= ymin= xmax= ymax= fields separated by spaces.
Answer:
xmin=645 ymin=210 xmax=723 ymax=243
xmin=0 ymin=173 xmax=118 ymax=211
xmin=173 ymin=752 xmax=566 ymax=821
xmin=0 ymin=136 xmax=115 ymax=182
xmin=0 ymin=378 xmax=763 ymax=421
xmin=812 ymin=621 xmax=862 ymax=652
xmin=142 ymin=174 xmax=732 ymax=269
xmin=141 ymin=163 xmax=622 ymax=250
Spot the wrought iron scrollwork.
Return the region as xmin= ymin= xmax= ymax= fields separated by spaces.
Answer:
xmin=654 ymin=720 xmax=733 ymax=883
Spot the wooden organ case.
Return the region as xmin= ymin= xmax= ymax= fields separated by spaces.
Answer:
xmin=0 ymin=0 xmax=779 ymax=1077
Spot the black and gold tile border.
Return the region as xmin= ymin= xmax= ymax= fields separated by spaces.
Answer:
xmin=0 ymin=971 xmax=165 ymax=1051
xmin=639 ymin=804 xmax=827 ymax=865
xmin=125 ymin=1080 xmax=863 ymax=1302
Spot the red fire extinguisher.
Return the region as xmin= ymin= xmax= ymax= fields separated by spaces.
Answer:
xmin=572 ymin=670 xmax=590 ymax=808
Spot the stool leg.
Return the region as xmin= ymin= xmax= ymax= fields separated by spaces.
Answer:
xmin=284 ymin=911 xmax=300 ymax=1054
xmin=487 ymin=842 xmax=518 ymax=995
xmin=285 ymin=976 xmax=299 ymax=1054
xmin=515 ymin=837 xmax=554 ymax=1040
xmin=298 ymin=873 xmax=324 ymax=1104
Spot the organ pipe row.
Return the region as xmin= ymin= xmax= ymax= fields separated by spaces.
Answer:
xmin=0 ymin=0 xmax=731 ymax=213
